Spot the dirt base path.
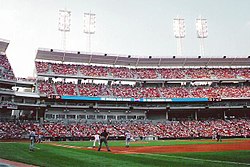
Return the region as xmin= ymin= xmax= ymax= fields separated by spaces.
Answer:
xmin=111 ymin=140 xmax=250 ymax=154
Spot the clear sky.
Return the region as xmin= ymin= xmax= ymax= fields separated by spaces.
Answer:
xmin=0 ymin=0 xmax=250 ymax=77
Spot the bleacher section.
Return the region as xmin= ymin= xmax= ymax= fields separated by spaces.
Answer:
xmin=35 ymin=61 xmax=250 ymax=79
xmin=0 ymin=54 xmax=15 ymax=80
xmin=0 ymin=119 xmax=249 ymax=140
xmin=0 ymin=44 xmax=249 ymax=128
xmin=37 ymin=81 xmax=250 ymax=99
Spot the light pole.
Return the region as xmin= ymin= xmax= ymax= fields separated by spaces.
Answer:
xmin=173 ymin=16 xmax=186 ymax=57
xmin=196 ymin=16 xmax=208 ymax=57
xmin=84 ymin=12 xmax=96 ymax=53
xmin=58 ymin=9 xmax=71 ymax=62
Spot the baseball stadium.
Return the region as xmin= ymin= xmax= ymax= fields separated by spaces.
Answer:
xmin=0 ymin=1 xmax=250 ymax=167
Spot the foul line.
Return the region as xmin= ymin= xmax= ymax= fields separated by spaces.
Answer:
xmin=133 ymin=153 xmax=250 ymax=166
xmin=48 ymin=143 xmax=250 ymax=166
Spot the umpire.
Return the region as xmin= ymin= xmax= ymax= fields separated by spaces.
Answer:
xmin=98 ymin=129 xmax=111 ymax=152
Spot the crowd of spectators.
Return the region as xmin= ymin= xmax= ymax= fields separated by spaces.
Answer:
xmin=1 ymin=60 xmax=249 ymax=81
xmin=158 ymin=68 xmax=186 ymax=79
xmin=38 ymin=80 xmax=55 ymax=95
xmin=109 ymin=67 xmax=134 ymax=78
xmin=35 ymin=62 xmax=49 ymax=74
xmin=160 ymin=86 xmax=250 ymax=98
xmin=55 ymin=82 xmax=77 ymax=96
xmin=185 ymin=68 xmax=212 ymax=79
xmin=159 ymin=87 xmax=192 ymax=98
xmin=35 ymin=62 xmax=250 ymax=79
xmin=155 ymin=119 xmax=250 ymax=138
xmin=51 ymin=63 xmax=78 ymax=75
xmin=80 ymin=65 xmax=108 ymax=77
xmin=218 ymin=86 xmax=250 ymax=98
xmin=78 ymin=83 xmax=110 ymax=97
xmin=1 ymin=119 xmax=249 ymax=139
xmin=0 ymin=122 xmax=26 ymax=139
xmin=236 ymin=68 xmax=250 ymax=79
xmin=132 ymin=68 xmax=158 ymax=79
xmin=0 ymin=54 xmax=15 ymax=80
xmin=110 ymin=84 xmax=161 ymax=98
xmin=210 ymin=68 xmax=238 ymax=79
xmin=38 ymin=81 xmax=250 ymax=99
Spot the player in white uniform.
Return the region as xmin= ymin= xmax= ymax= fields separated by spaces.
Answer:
xmin=29 ymin=129 xmax=36 ymax=151
xmin=125 ymin=131 xmax=131 ymax=147
xmin=93 ymin=133 xmax=100 ymax=148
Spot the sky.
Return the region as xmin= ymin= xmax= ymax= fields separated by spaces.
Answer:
xmin=0 ymin=0 xmax=250 ymax=77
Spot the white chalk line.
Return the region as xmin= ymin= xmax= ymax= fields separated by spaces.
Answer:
xmin=48 ymin=143 xmax=250 ymax=166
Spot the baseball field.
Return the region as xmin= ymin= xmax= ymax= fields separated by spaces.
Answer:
xmin=0 ymin=138 xmax=250 ymax=167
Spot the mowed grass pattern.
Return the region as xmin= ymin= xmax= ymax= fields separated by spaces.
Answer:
xmin=58 ymin=138 xmax=246 ymax=147
xmin=0 ymin=139 xmax=249 ymax=167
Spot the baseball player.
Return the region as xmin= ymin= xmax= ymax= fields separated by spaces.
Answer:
xmin=125 ymin=130 xmax=131 ymax=147
xmin=98 ymin=129 xmax=111 ymax=152
xmin=93 ymin=132 xmax=100 ymax=148
xmin=29 ymin=129 xmax=36 ymax=151
xmin=216 ymin=132 xmax=222 ymax=142
xmin=38 ymin=132 xmax=43 ymax=143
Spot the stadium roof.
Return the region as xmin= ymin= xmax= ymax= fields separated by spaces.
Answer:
xmin=36 ymin=48 xmax=250 ymax=67
xmin=0 ymin=38 xmax=9 ymax=53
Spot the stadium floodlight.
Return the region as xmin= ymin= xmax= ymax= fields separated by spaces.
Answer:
xmin=58 ymin=9 xmax=71 ymax=62
xmin=84 ymin=12 xmax=96 ymax=52
xmin=58 ymin=9 xmax=71 ymax=32
xmin=173 ymin=16 xmax=186 ymax=56
xmin=196 ymin=16 xmax=208 ymax=57
xmin=173 ymin=18 xmax=186 ymax=38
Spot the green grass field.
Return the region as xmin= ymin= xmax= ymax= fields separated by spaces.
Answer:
xmin=58 ymin=138 xmax=247 ymax=147
xmin=0 ymin=139 xmax=250 ymax=167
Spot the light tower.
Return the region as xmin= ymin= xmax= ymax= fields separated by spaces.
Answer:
xmin=196 ymin=16 xmax=208 ymax=57
xmin=84 ymin=12 xmax=96 ymax=53
xmin=173 ymin=16 xmax=186 ymax=57
xmin=58 ymin=9 xmax=71 ymax=62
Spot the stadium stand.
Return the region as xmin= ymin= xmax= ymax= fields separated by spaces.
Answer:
xmin=109 ymin=84 xmax=161 ymax=98
xmin=109 ymin=67 xmax=134 ymax=78
xmin=0 ymin=45 xmax=249 ymax=142
xmin=35 ymin=61 xmax=250 ymax=80
xmin=0 ymin=54 xmax=15 ymax=80
xmin=0 ymin=119 xmax=249 ymax=140
xmin=55 ymin=82 xmax=77 ymax=96
xmin=38 ymin=80 xmax=55 ymax=95
xmin=51 ymin=63 xmax=78 ymax=75
xmin=38 ymin=82 xmax=250 ymax=98
xmin=80 ymin=65 xmax=108 ymax=77
xmin=35 ymin=61 xmax=49 ymax=74
xmin=78 ymin=83 xmax=110 ymax=96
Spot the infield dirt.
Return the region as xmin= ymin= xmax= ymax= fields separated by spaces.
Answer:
xmin=49 ymin=139 xmax=250 ymax=154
